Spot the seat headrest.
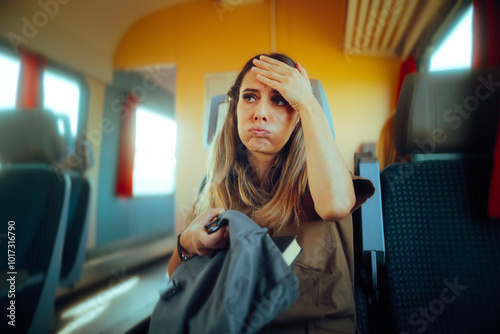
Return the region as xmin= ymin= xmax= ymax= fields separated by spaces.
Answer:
xmin=394 ymin=68 xmax=500 ymax=155
xmin=206 ymin=94 xmax=230 ymax=146
xmin=206 ymin=79 xmax=335 ymax=145
xmin=0 ymin=109 xmax=65 ymax=164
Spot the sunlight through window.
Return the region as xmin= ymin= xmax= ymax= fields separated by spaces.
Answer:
xmin=429 ymin=6 xmax=473 ymax=71
xmin=43 ymin=70 xmax=80 ymax=136
xmin=0 ymin=53 xmax=20 ymax=110
xmin=133 ymin=107 xmax=177 ymax=196
xmin=58 ymin=277 xmax=140 ymax=334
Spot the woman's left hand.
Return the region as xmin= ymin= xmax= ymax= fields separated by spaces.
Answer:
xmin=251 ymin=55 xmax=315 ymax=112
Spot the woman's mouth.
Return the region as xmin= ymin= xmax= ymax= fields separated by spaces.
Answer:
xmin=250 ymin=127 xmax=270 ymax=137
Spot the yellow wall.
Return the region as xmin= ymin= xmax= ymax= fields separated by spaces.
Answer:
xmin=114 ymin=0 xmax=401 ymax=230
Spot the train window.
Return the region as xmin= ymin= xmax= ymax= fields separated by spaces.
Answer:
xmin=133 ymin=106 xmax=176 ymax=196
xmin=43 ymin=69 xmax=81 ymax=136
xmin=0 ymin=52 xmax=20 ymax=110
xmin=429 ymin=5 xmax=473 ymax=71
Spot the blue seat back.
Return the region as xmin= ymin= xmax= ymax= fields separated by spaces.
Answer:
xmin=0 ymin=165 xmax=70 ymax=333
xmin=378 ymin=68 xmax=500 ymax=333
xmin=379 ymin=159 xmax=500 ymax=333
xmin=59 ymin=173 xmax=91 ymax=286
xmin=0 ymin=109 xmax=93 ymax=288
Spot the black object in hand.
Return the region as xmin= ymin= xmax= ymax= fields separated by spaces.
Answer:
xmin=205 ymin=216 xmax=229 ymax=234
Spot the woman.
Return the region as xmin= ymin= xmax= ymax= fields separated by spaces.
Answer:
xmin=168 ymin=53 xmax=374 ymax=333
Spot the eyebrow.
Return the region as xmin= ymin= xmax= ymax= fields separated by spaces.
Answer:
xmin=241 ymin=88 xmax=281 ymax=94
xmin=242 ymin=88 xmax=259 ymax=94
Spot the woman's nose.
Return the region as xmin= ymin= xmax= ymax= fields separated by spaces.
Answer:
xmin=253 ymin=101 xmax=269 ymax=122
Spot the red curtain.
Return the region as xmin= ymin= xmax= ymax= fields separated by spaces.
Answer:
xmin=395 ymin=57 xmax=417 ymax=106
xmin=473 ymin=0 xmax=500 ymax=218
xmin=472 ymin=0 xmax=500 ymax=67
xmin=472 ymin=0 xmax=486 ymax=68
xmin=16 ymin=50 xmax=46 ymax=109
xmin=116 ymin=93 xmax=138 ymax=197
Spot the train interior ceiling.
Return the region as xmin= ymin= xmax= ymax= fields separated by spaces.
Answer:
xmin=0 ymin=0 xmax=499 ymax=333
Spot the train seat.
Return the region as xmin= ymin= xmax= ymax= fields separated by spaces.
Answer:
xmin=51 ymin=113 xmax=93 ymax=287
xmin=58 ymin=172 xmax=91 ymax=287
xmin=0 ymin=164 xmax=70 ymax=333
xmin=377 ymin=68 xmax=500 ymax=333
xmin=0 ymin=109 xmax=92 ymax=287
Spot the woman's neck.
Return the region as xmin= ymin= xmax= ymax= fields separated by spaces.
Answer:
xmin=247 ymin=152 xmax=278 ymax=184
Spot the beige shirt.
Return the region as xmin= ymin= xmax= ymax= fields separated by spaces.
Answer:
xmin=232 ymin=174 xmax=374 ymax=334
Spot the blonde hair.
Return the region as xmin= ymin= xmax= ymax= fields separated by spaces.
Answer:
xmin=187 ymin=54 xmax=308 ymax=232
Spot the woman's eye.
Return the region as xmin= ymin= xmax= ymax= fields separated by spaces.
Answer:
xmin=243 ymin=95 xmax=256 ymax=102
xmin=272 ymin=97 xmax=288 ymax=106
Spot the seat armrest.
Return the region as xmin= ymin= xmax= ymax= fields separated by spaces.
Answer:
xmin=354 ymin=153 xmax=385 ymax=310
xmin=354 ymin=154 xmax=385 ymax=265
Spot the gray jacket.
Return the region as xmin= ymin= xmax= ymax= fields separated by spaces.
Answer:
xmin=148 ymin=210 xmax=299 ymax=334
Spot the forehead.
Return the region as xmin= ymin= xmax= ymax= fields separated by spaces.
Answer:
xmin=240 ymin=71 xmax=270 ymax=92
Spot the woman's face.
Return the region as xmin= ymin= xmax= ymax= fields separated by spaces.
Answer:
xmin=236 ymin=70 xmax=299 ymax=161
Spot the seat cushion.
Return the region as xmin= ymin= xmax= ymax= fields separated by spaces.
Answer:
xmin=378 ymin=160 xmax=500 ymax=333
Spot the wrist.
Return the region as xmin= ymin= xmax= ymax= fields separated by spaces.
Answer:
xmin=177 ymin=232 xmax=197 ymax=262
xmin=298 ymin=95 xmax=321 ymax=114
xmin=180 ymin=232 xmax=195 ymax=254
